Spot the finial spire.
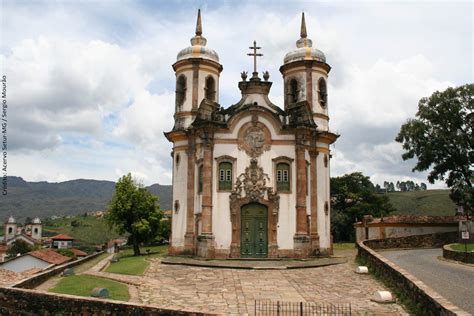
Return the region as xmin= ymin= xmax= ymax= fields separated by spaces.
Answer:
xmin=300 ymin=12 xmax=307 ymax=38
xmin=195 ymin=9 xmax=202 ymax=36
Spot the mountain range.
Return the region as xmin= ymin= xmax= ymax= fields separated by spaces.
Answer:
xmin=0 ymin=176 xmax=172 ymax=222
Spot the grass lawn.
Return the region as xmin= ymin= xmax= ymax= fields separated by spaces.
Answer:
xmin=450 ymin=243 xmax=474 ymax=252
xmin=105 ymin=245 xmax=168 ymax=276
xmin=49 ymin=275 xmax=129 ymax=301
xmin=333 ymin=243 xmax=355 ymax=250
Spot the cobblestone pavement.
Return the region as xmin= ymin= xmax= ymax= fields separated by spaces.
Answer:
xmin=85 ymin=251 xmax=408 ymax=315
xmin=381 ymin=248 xmax=474 ymax=314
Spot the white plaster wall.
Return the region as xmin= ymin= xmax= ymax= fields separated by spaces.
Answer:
xmin=316 ymin=152 xmax=331 ymax=248
xmin=211 ymin=137 xmax=297 ymax=251
xmin=5 ymin=224 xmax=16 ymax=240
xmin=385 ymin=226 xmax=457 ymax=238
xmin=171 ymin=150 xmax=188 ymax=247
xmin=312 ymin=71 xmax=329 ymax=132
xmin=305 ymin=150 xmax=311 ymax=216
xmin=311 ymin=71 xmax=329 ymax=116
xmin=31 ymin=225 xmax=42 ymax=240
xmin=314 ymin=117 xmax=329 ymax=131
xmin=356 ymin=225 xmax=457 ymax=241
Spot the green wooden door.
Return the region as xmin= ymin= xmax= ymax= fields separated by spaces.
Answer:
xmin=241 ymin=203 xmax=268 ymax=258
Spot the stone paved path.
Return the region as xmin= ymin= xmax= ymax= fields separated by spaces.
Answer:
xmin=85 ymin=251 xmax=408 ymax=315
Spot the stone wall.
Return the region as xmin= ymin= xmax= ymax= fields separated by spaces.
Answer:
xmin=12 ymin=251 xmax=103 ymax=289
xmin=357 ymin=235 xmax=466 ymax=315
xmin=363 ymin=231 xmax=458 ymax=250
xmin=0 ymin=287 xmax=207 ymax=315
xmin=443 ymin=244 xmax=474 ymax=264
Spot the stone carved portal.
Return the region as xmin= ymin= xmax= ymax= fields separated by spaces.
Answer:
xmin=229 ymin=159 xmax=279 ymax=258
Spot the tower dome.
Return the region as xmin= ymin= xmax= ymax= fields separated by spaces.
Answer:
xmin=32 ymin=217 xmax=42 ymax=224
xmin=6 ymin=216 xmax=15 ymax=224
xmin=177 ymin=9 xmax=220 ymax=63
xmin=283 ymin=13 xmax=326 ymax=64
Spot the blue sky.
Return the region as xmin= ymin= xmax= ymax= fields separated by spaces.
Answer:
xmin=0 ymin=0 xmax=472 ymax=186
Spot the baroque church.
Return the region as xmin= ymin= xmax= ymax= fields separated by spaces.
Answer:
xmin=165 ymin=11 xmax=338 ymax=258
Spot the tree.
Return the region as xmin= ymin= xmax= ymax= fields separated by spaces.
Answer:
xmin=7 ymin=240 xmax=32 ymax=258
xmin=420 ymin=182 xmax=427 ymax=191
xmin=24 ymin=217 xmax=32 ymax=226
xmin=331 ymin=172 xmax=395 ymax=242
xmin=107 ymin=173 xmax=163 ymax=256
xmin=396 ymin=84 xmax=473 ymax=214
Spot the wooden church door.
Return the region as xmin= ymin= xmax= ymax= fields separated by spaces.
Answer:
xmin=240 ymin=203 xmax=268 ymax=258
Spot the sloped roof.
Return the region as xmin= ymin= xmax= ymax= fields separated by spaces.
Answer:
xmin=28 ymin=249 xmax=71 ymax=265
xmin=50 ymin=234 xmax=74 ymax=240
xmin=70 ymin=248 xmax=87 ymax=257
xmin=5 ymin=233 xmax=38 ymax=245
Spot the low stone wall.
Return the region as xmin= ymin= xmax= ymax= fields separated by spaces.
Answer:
xmin=0 ymin=287 xmax=208 ymax=315
xmin=443 ymin=244 xmax=474 ymax=264
xmin=357 ymin=237 xmax=467 ymax=315
xmin=12 ymin=251 xmax=104 ymax=289
xmin=364 ymin=231 xmax=458 ymax=250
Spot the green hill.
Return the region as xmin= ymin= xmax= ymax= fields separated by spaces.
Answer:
xmin=42 ymin=215 xmax=122 ymax=248
xmin=0 ymin=177 xmax=172 ymax=222
xmin=386 ymin=189 xmax=457 ymax=216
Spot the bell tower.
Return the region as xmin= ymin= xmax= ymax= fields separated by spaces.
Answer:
xmin=280 ymin=13 xmax=331 ymax=132
xmin=31 ymin=217 xmax=42 ymax=240
xmin=4 ymin=216 xmax=17 ymax=240
xmin=172 ymin=9 xmax=223 ymax=131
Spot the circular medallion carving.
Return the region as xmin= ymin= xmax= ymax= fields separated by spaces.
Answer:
xmin=238 ymin=123 xmax=271 ymax=158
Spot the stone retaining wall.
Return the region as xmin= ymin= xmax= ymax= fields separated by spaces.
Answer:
xmin=357 ymin=235 xmax=467 ymax=315
xmin=0 ymin=287 xmax=208 ymax=315
xmin=11 ymin=251 xmax=104 ymax=289
xmin=363 ymin=231 xmax=458 ymax=250
xmin=443 ymin=244 xmax=474 ymax=264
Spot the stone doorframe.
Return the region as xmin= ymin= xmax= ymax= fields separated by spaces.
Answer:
xmin=228 ymin=159 xmax=280 ymax=258
xmin=229 ymin=198 xmax=278 ymax=258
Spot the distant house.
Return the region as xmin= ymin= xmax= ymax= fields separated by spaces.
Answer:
xmin=51 ymin=234 xmax=74 ymax=249
xmin=1 ymin=249 xmax=71 ymax=273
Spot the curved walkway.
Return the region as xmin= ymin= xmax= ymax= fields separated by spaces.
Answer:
xmin=380 ymin=248 xmax=474 ymax=314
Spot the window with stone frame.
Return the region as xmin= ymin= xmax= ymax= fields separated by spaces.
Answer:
xmin=198 ymin=165 xmax=203 ymax=194
xmin=276 ymin=162 xmax=290 ymax=192
xmin=318 ymin=78 xmax=328 ymax=107
xmin=175 ymin=75 xmax=186 ymax=111
xmin=218 ymin=161 xmax=232 ymax=191
xmin=205 ymin=76 xmax=216 ymax=101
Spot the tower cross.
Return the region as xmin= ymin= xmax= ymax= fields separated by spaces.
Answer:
xmin=247 ymin=40 xmax=263 ymax=76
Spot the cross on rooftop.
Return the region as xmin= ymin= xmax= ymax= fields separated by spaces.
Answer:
xmin=247 ymin=40 xmax=263 ymax=78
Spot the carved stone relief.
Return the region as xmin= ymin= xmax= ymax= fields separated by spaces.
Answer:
xmin=230 ymin=159 xmax=279 ymax=220
xmin=237 ymin=122 xmax=271 ymax=158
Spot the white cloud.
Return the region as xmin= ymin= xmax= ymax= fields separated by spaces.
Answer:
xmin=0 ymin=1 xmax=470 ymax=188
xmin=3 ymin=37 xmax=150 ymax=151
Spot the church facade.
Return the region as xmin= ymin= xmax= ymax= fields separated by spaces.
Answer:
xmin=165 ymin=11 xmax=338 ymax=258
